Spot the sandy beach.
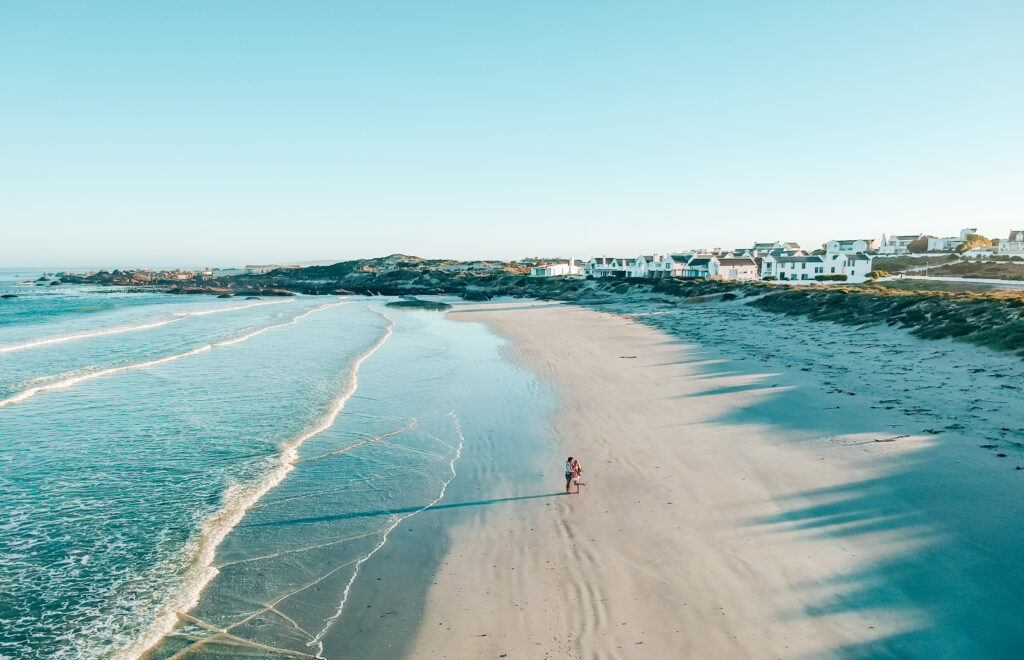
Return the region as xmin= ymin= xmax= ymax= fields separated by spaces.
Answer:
xmin=411 ymin=301 xmax=1024 ymax=659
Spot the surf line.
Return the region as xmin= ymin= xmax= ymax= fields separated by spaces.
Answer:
xmin=0 ymin=301 xmax=340 ymax=411
xmin=0 ymin=299 xmax=294 ymax=355
xmin=124 ymin=307 xmax=395 ymax=660
xmin=307 ymin=409 xmax=466 ymax=657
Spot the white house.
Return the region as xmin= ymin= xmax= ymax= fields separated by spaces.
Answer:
xmin=626 ymin=254 xmax=699 ymax=278
xmin=829 ymin=253 xmax=873 ymax=281
xmin=766 ymin=255 xmax=825 ymax=281
xmin=750 ymin=241 xmax=803 ymax=257
xmin=681 ymin=256 xmax=716 ymax=279
xmin=878 ymin=234 xmax=922 ymax=255
xmin=763 ymin=253 xmax=873 ymax=283
xmin=926 ymin=228 xmax=977 ymax=252
xmin=715 ymin=257 xmax=760 ymax=281
xmin=826 ymin=238 xmax=880 ymax=254
xmin=627 ymin=255 xmax=658 ymax=278
xmin=998 ymin=229 xmax=1024 ymax=255
xmin=927 ymin=236 xmax=963 ymax=252
xmin=529 ymin=260 xmax=580 ymax=277
xmin=583 ymin=257 xmax=631 ymax=278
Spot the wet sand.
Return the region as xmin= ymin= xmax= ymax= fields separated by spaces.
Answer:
xmin=410 ymin=301 xmax=1024 ymax=659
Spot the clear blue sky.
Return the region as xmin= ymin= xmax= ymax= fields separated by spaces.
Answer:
xmin=2 ymin=1 xmax=1022 ymax=268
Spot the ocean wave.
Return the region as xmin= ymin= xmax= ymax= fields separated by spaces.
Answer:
xmin=121 ymin=308 xmax=397 ymax=660
xmin=0 ymin=301 xmax=341 ymax=411
xmin=0 ymin=299 xmax=294 ymax=355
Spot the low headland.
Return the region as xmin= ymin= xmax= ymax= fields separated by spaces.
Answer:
xmin=54 ymin=254 xmax=1024 ymax=358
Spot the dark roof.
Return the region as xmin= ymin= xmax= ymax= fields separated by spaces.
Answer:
xmin=688 ymin=258 xmax=712 ymax=267
xmin=777 ymin=256 xmax=824 ymax=264
xmin=894 ymin=235 xmax=921 ymax=240
xmin=717 ymin=258 xmax=757 ymax=266
xmin=669 ymin=254 xmax=690 ymax=261
xmin=846 ymin=253 xmax=871 ymax=261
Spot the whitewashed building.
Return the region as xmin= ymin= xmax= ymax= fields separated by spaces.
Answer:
xmin=529 ymin=260 xmax=580 ymax=277
xmin=998 ymin=230 xmax=1024 ymax=255
xmin=878 ymin=234 xmax=922 ymax=255
xmin=583 ymin=257 xmax=631 ymax=278
xmin=715 ymin=257 xmax=760 ymax=281
xmin=926 ymin=228 xmax=977 ymax=252
xmin=627 ymin=255 xmax=658 ymax=278
xmin=681 ymin=256 xmax=715 ymax=279
xmin=826 ymin=238 xmax=880 ymax=254
xmin=762 ymin=253 xmax=873 ymax=283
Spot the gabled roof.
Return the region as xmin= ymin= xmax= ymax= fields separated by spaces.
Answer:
xmin=669 ymin=254 xmax=690 ymax=261
xmin=846 ymin=253 xmax=871 ymax=261
xmin=587 ymin=257 xmax=632 ymax=267
xmin=717 ymin=258 xmax=757 ymax=266
xmin=687 ymin=258 xmax=712 ymax=267
xmin=777 ymin=256 xmax=824 ymax=264
xmin=768 ymin=248 xmax=804 ymax=257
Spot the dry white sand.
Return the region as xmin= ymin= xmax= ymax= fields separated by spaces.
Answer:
xmin=411 ymin=301 xmax=1024 ymax=659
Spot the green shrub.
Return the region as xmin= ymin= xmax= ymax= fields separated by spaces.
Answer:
xmin=815 ymin=274 xmax=848 ymax=281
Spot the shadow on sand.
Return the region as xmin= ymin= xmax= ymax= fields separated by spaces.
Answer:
xmin=660 ymin=330 xmax=1024 ymax=658
xmin=244 ymin=492 xmax=566 ymax=528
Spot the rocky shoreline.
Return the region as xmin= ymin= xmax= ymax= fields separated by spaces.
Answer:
xmin=44 ymin=255 xmax=1024 ymax=359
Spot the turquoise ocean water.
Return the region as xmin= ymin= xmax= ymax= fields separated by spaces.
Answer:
xmin=0 ymin=271 xmax=551 ymax=659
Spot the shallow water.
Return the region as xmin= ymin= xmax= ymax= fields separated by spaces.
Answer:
xmin=0 ymin=272 xmax=551 ymax=659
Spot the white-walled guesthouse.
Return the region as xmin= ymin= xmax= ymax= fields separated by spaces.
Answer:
xmin=878 ymin=234 xmax=922 ymax=255
xmin=618 ymin=253 xmax=760 ymax=281
xmin=583 ymin=257 xmax=633 ymax=278
xmin=825 ymin=238 xmax=880 ymax=254
xmin=529 ymin=259 xmax=581 ymax=277
xmin=761 ymin=252 xmax=873 ymax=283
xmin=998 ymin=230 xmax=1024 ymax=255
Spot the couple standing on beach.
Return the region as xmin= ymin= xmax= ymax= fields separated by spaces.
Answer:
xmin=565 ymin=457 xmax=584 ymax=494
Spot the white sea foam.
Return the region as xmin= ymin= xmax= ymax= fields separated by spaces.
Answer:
xmin=0 ymin=299 xmax=293 ymax=355
xmin=121 ymin=307 xmax=396 ymax=660
xmin=0 ymin=301 xmax=340 ymax=410
xmin=307 ymin=409 xmax=466 ymax=657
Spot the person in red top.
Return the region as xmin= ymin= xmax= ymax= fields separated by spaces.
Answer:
xmin=566 ymin=457 xmax=584 ymax=494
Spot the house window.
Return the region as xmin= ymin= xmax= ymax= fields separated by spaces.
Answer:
xmin=802 ymin=274 xmax=809 ymax=280
xmin=831 ymin=267 xmax=835 ymax=273
xmin=801 ymin=263 xmax=806 ymax=269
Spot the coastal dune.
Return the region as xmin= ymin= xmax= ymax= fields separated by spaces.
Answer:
xmin=411 ymin=301 xmax=1024 ymax=658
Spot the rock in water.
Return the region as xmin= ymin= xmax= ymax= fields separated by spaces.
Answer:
xmin=385 ymin=298 xmax=453 ymax=311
